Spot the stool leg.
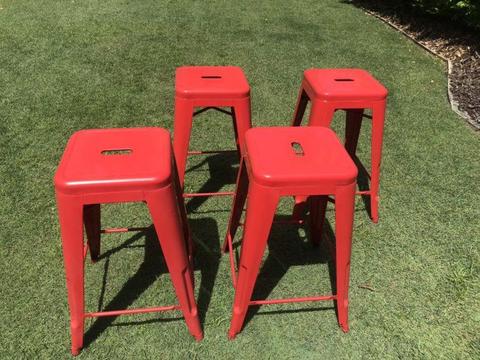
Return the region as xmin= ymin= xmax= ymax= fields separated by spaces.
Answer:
xmin=370 ymin=101 xmax=386 ymax=223
xmin=291 ymin=88 xmax=309 ymax=126
xmin=309 ymin=195 xmax=328 ymax=247
xmin=223 ymin=158 xmax=249 ymax=253
xmin=231 ymin=107 xmax=241 ymax=154
xmin=174 ymin=174 xmax=196 ymax=290
xmin=291 ymin=103 xmax=336 ymax=219
xmin=292 ymin=196 xmax=308 ymax=221
xmin=344 ymin=109 xmax=363 ymax=157
xmin=231 ymin=97 xmax=252 ymax=155
xmin=228 ymin=184 xmax=278 ymax=339
xmin=146 ymin=187 xmax=203 ymax=341
xmin=334 ymin=183 xmax=356 ymax=332
xmin=172 ymin=154 xmax=194 ymax=265
xmin=173 ymin=97 xmax=194 ymax=188
xmin=308 ymin=101 xmax=335 ymax=127
xmin=56 ymin=194 xmax=85 ymax=356
xmin=83 ymin=204 xmax=101 ymax=262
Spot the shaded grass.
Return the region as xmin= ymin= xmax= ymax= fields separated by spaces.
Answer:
xmin=0 ymin=0 xmax=479 ymax=358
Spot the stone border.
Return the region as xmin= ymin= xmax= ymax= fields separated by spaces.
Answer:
xmin=363 ymin=9 xmax=480 ymax=131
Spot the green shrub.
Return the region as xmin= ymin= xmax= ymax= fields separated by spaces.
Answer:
xmin=407 ymin=0 xmax=480 ymax=29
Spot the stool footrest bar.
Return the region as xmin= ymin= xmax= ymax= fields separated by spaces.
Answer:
xmin=239 ymin=219 xmax=305 ymax=226
xmin=101 ymin=227 xmax=150 ymax=234
xmin=183 ymin=191 xmax=235 ymax=198
xmin=249 ymin=295 xmax=336 ymax=306
xmin=356 ymin=190 xmax=370 ymax=195
xmin=85 ymin=305 xmax=181 ymax=318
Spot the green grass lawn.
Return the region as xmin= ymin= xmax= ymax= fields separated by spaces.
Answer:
xmin=1 ymin=0 xmax=479 ymax=358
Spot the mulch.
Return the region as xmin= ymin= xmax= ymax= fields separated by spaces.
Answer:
xmin=348 ymin=1 xmax=480 ymax=130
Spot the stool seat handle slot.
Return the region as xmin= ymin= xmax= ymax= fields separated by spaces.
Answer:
xmin=291 ymin=142 xmax=305 ymax=156
xmin=101 ymin=149 xmax=132 ymax=155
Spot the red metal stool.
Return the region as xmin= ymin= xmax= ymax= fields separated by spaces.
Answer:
xmin=173 ymin=66 xmax=251 ymax=197
xmin=222 ymin=126 xmax=358 ymax=339
xmin=54 ymin=128 xmax=203 ymax=355
xmin=291 ymin=69 xmax=387 ymax=222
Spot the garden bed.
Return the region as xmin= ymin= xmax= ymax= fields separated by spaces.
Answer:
xmin=348 ymin=0 xmax=480 ymax=129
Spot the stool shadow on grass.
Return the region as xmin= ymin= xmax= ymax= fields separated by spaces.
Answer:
xmin=184 ymin=152 xmax=239 ymax=213
xmin=240 ymin=214 xmax=337 ymax=329
xmin=83 ymin=217 xmax=220 ymax=348
xmin=188 ymin=217 xmax=221 ymax=326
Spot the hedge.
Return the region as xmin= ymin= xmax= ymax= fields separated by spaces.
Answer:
xmin=405 ymin=0 xmax=480 ymax=29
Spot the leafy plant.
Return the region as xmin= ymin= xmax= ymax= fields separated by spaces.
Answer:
xmin=409 ymin=0 xmax=480 ymax=29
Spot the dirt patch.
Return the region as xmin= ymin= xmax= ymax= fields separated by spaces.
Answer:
xmin=347 ymin=1 xmax=480 ymax=130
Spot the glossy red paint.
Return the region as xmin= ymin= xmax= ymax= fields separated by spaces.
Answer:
xmin=173 ymin=66 xmax=252 ymax=189
xmin=54 ymin=128 xmax=203 ymax=355
xmin=292 ymin=68 xmax=388 ymax=223
xmin=223 ymin=126 xmax=357 ymax=339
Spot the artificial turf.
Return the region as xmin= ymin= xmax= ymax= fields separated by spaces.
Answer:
xmin=1 ymin=0 xmax=479 ymax=358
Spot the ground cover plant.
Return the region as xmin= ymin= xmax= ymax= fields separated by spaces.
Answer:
xmin=1 ymin=0 xmax=479 ymax=358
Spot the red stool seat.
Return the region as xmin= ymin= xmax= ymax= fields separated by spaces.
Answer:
xmin=55 ymin=128 xmax=172 ymax=194
xmin=303 ymin=69 xmax=388 ymax=101
xmin=176 ymin=66 xmax=250 ymax=99
xmin=223 ymin=126 xmax=358 ymax=339
xmin=246 ymin=127 xmax=357 ymax=187
xmin=54 ymin=127 xmax=202 ymax=355
xmin=292 ymin=68 xmax=388 ymax=222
